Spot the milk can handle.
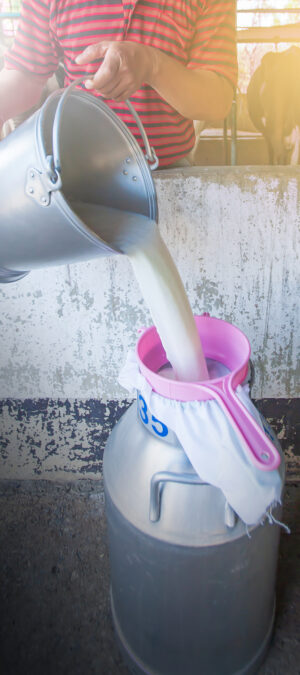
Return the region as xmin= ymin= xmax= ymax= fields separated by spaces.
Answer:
xmin=149 ymin=471 xmax=207 ymax=522
xmin=50 ymin=76 xmax=159 ymax=182
xmin=149 ymin=471 xmax=236 ymax=528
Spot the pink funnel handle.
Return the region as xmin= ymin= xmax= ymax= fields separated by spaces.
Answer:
xmin=193 ymin=374 xmax=281 ymax=472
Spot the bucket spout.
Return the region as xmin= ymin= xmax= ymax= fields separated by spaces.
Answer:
xmin=70 ymin=201 xmax=157 ymax=255
xmin=0 ymin=86 xmax=157 ymax=282
xmin=0 ymin=267 xmax=30 ymax=284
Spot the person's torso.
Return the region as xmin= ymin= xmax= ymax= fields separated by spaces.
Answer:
xmin=50 ymin=0 xmax=200 ymax=68
xmin=48 ymin=0 xmax=202 ymax=166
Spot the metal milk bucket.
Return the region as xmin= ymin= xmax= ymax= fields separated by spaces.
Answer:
xmin=0 ymin=80 xmax=158 ymax=283
xmin=103 ymin=317 xmax=285 ymax=675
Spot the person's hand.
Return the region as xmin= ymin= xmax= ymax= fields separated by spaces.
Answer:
xmin=76 ymin=40 xmax=156 ymax=101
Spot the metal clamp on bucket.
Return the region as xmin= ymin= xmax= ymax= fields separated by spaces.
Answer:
xmin=0 ymin=78 xmax=158 ymax=282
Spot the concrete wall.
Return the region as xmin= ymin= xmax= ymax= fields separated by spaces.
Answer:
xmin=0 ymin=166 xmax=299 ymax=479
xmin=1 ymin=166 xmax=299 ymax=400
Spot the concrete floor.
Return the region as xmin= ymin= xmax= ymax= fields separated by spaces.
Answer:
xmin=0 ymin=478 xmax=299 ymax=675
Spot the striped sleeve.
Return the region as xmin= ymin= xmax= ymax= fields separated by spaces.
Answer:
xmin=188 ymin=0 xmax=237 ymax=87
xmin=4 ymin=0 xmax=60 ymax=77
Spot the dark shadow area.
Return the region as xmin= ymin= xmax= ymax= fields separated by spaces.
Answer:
xmin=0 ymin=477 xmax=299 ymax=675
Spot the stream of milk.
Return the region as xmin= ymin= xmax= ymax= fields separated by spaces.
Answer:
xmin=71 ymin=201 xmax=209 ymax=382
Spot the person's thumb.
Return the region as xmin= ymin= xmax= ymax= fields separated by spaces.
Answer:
xmin=75 ymin=41 xmax=110 ymax=65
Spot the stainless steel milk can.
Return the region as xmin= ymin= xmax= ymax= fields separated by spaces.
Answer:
xmin=103 ymin=399 xmax=285 ymax=675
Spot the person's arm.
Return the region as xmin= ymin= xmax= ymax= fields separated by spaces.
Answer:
xmin=149 ymin=50 xmax=233 ymax=121
xmin=0 ymin=0 xmax=60 ymax=128
xmin=0 ymin=68 xmax=48 ymax=127
xmin=76 ymin=41 xmax=233 ymax=121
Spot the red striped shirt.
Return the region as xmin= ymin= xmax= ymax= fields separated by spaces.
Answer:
xmin=5 ymin=0 xmax=237 ymax=166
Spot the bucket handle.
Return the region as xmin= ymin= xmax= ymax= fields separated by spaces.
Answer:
xmin=48 ymin=76 xmax=159 ymax=185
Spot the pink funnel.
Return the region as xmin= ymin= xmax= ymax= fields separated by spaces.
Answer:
xmin=136 ymin=314 xmax=281 ymax=472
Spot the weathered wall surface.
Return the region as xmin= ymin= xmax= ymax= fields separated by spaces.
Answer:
xmin=0 ymin=167 xmax=299 ymax=480
xmin=0 ymin=167 xmax=299 ymax=400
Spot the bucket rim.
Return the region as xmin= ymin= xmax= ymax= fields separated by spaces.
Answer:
xmin=36 ymin=88 xmax=158 ymax=223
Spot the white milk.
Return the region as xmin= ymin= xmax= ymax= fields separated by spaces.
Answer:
xmin=71 ymin=201 xmax=209 ymax=382
xmin=159 ymin=359 xmax=229 ymax=381
xmin=129 ymin=228 xmax=208 ymax=381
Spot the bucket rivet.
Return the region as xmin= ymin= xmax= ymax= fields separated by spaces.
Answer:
xmin=123 ymin=170 xmax=128 ymax=176
xmin=41 ymin=197 xmax=47 ymax=204
xmin=126 ymin=158 xmax=131 ymax=164
xmin=30 ymin=171 xmax=35 ymax=179
xmin=132 ymin=176 xmax=137 ymax=181
xmin=29 ymin=188 xmax=34 ymax=194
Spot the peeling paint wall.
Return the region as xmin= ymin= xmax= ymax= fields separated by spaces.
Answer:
xmin=0 ymin=397 xmax=298 ymax=481
xmin=0 ymin=398 xmax=131 ymax=480
xmin=0 ymin=167 xmax=299 ymax=400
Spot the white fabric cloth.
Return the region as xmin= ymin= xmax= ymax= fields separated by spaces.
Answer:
xmin=119 ymin=351 xmax=283 ymax=526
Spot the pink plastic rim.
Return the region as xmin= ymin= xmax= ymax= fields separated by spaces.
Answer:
xmin=136 ymin=314 xmax=251 ymax=402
